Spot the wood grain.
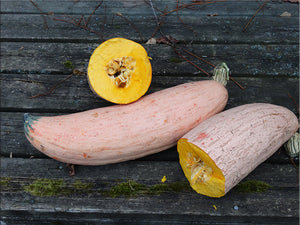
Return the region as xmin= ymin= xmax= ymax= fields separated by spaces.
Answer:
xmin=1 ymin=74 xmax=298 ymax=112
xmin=0 ymin=0 xmax=299 ymax=224
xmin=1 ymin=42 xmax=299 ymax=76
xmin=1 ymin=1 xmax=298 ymax=44
xmin=0 ymin=158 xmax=298 ymax=224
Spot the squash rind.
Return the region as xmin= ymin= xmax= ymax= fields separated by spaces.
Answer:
xmin=24 ymin=80 xmax=228 ymax=166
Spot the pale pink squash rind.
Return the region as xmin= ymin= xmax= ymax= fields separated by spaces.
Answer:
xmin=179 ymin=103 xmax=299 ymax=197
xmin=24 ymin=80 xmax=228 ymax=165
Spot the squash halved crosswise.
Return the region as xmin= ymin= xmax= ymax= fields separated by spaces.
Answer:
xmin=178 ymin=138 xmax=225 ymax=198
xmin=177 ymin=103 xmax=298 ymax=198
xmin=88 ymin=38 xmax=152 ymax=104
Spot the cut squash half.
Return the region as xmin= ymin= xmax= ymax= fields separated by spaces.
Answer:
xmin=88 ymin=38 xmax=152 ymax=104
xmin=177 ymin=103 xmax=298 ymax=198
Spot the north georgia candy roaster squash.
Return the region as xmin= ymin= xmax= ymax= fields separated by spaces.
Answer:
xmin=24 ymin=80 xmax=228 ymax=166
xmin=177 ymin=103 xmax=298 ymax=198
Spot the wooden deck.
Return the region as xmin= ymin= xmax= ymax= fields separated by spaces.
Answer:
xmin=1 ymin=0 xmax=299 ymax=224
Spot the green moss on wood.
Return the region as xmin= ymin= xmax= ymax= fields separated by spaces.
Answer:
xmin=0 ymin=177 xmax=11 ymax=187
xmin=23 ymin=178 xmax=94 ymax=197
xmin=24 ymin=178 xmax=71 ymax=197
xmin=107 ymin=181 xmax=147 ymax=197
xmin=106 ymin=180 xmax=191 ymax=197
xmin=63 ymin=60 xmax=74 ymax=69
xmin=235 ymin=180 xmax=271 ymax=193
xmin=22 ymin=178 xmax=191 ymax=198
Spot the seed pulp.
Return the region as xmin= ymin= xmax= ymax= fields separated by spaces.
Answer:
xmin=105 ymin=56 xmax=136 ymax=88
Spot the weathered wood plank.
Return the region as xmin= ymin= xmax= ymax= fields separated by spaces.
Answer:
xmin=1 ymin=214 xmax=298 ymax=225
xmin=1 ymin=42 xmax=299 ymax=76
xmin=1 ymin=112 xmax=298 ymax=164
xmin=1 ymin=13 xmax=298 ymax=44
xmin=2 ymin=0 xmax=298 ymax=15
xmin=1 ymin=0 xmax=298 ymax=44
xmin=0 ymin=1 xmax=299 ymax=224
xmin=1 ymin=188 xmax=298 ymax=217
xmin=1 ymin=73 xmax=298 ymax=112
xmin=0 ymin=158 xmax=299 ymax=224
xmin=0 ymin=157 xmax=298 ymax=193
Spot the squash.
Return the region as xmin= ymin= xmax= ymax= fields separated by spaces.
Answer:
xmin=177 ymin=103 xmax=299 ymax=198
xmin=24 ymin=80 xmax=228 ymax=165
xmin=87 ymin=38 xmax=152 ymax=104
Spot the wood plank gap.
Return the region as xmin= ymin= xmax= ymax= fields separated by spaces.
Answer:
xmin=1 ymin=38 xmax=298 ymax=46
xmin=0 ymin=108 xmax=86 ymax=114
xmin=0 ymin=212 xmax=298 ymax=225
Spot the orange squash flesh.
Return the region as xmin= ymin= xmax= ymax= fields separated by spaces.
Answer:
xmin=88 ymin=38 xmax=152 ymax=104
xmin=178 ymin=139 xmax=225 ymax=197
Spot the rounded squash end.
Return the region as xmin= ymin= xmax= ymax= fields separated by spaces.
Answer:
xmin=24 ymin=113 xmax=40 ymax=134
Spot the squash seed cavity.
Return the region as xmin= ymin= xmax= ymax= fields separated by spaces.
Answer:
xmin=105 ymin=56 xmax=136 ymax=88
xmin=186 ymin=152 xmax=213 ymax=185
